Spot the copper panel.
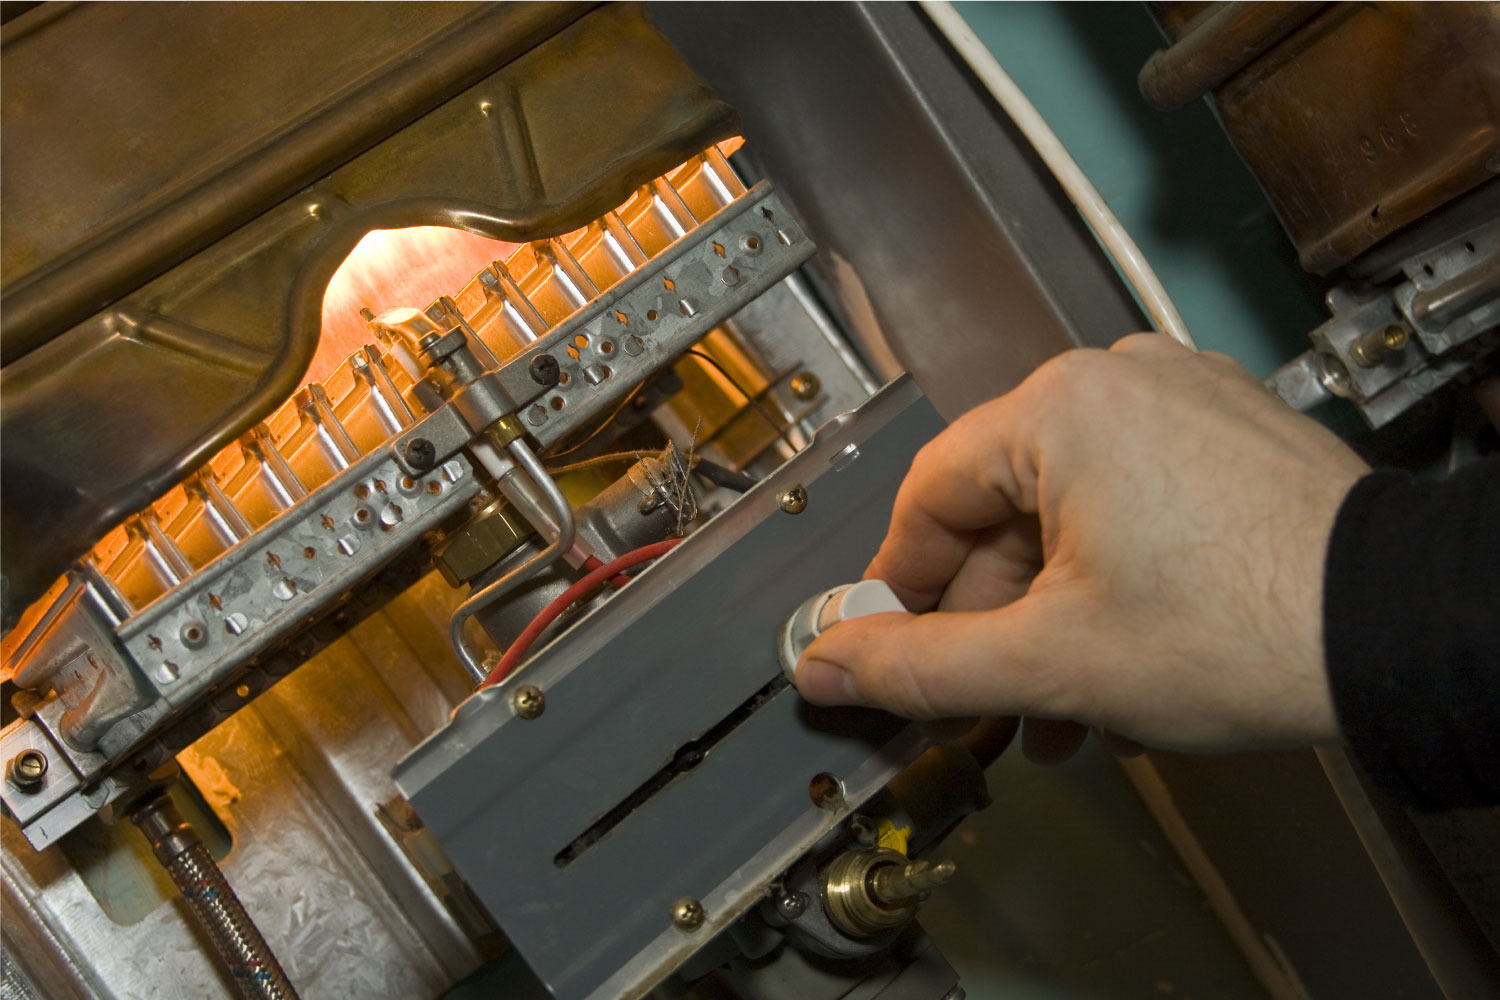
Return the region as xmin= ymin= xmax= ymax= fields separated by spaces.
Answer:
xmin=0 ymin=2 xmax=739 ymax=630
xmin=1213 ymin=2 xmax=1500 ymax=274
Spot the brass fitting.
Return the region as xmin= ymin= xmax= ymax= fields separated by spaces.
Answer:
xmin=485 ymin=415 xmax=528 ymax=448
xmin=1350 ymin=325 xmax=1409 ymax=367
xmin=822 ymin=848 xmax=956 ymax=937
xmin=431 ymin=498 xmax=536 ymax=586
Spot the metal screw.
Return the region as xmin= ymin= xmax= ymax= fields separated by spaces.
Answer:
xmin=776 ymin=890 xmax=808 ymax=921
xmin=529 ymin=353 xmax=561 ymax=387
xmin=512 ymin=685 xmax=546 ymax=720
xmin=404 ymin=437 xmax=437 ymax=472
xmin=789 ymin=372 xmax=821 ymax=401
xmin=846 ymin=814 xmax=878 ymax=847
xmin=777 ymin=484 xmax=808 ymax=515
xmin=671 ymin=897 xmax=705 ymax=932
xmin=8 ymin=749 xmax=48 ymax=792
xmin=1316 ymin=352 xmax=1353 ymax=397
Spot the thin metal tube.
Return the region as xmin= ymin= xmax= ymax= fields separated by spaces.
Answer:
xmin=449 ymin=437 xmax=576 ymax=681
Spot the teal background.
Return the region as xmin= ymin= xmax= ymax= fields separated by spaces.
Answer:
xmin=958 ymin=2 xmax=1328 ymax=378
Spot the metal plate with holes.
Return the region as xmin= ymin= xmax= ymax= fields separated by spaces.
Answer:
xmin=395 ymin=377 xmax=945 ymax=1000
xmin=391 ymin=182 xmax=814 ymax=473
xmin=117 ymin=456 xmax=479 ymax=712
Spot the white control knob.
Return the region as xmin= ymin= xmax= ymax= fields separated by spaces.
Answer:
xmin=777 ymin=580 xmax=906 ymax=683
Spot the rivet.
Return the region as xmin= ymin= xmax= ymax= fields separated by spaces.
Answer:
xmin=179 ymin=620 xmax=208 ymax=649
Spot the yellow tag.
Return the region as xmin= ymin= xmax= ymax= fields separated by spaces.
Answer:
xmin=876 ymin=818 xmax=911 ymax=855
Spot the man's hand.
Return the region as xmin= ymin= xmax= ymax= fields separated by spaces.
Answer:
xmin=795 ymin=335 xmax=1369 ymax=757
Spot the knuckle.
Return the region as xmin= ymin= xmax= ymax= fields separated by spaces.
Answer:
xmin=1110 ymin=332 xmax=1171 ymax=356
xmin=1031 ymin=348 xmax=1107 ymax=399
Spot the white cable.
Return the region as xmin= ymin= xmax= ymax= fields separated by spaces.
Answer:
xmin=920 ymin=1 xmax=1197 ymax=350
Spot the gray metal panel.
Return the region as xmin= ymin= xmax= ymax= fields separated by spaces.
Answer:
xmin=650 ymin=2 xmax=1150 ymax=421
xmin=396 ymin=379 xmax=946 ymax=1000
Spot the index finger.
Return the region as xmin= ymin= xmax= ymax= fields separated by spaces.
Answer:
xmin=866 ymin=377 xmax=1047 ymax=610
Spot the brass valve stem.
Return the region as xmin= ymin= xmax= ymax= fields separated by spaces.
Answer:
xmin=868 ymin=858 xmax=957 ymax=905
xmin=1350 ymin=325 xmax=1408 ymax=367
xmin=823 ymin=848 xmax=959 ymax=937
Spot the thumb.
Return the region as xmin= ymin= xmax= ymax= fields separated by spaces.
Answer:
xmin=796 ymin=598 xmax=1071 ymax=721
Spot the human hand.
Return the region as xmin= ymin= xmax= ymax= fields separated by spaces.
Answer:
xmin=795 ymin=334 xmax=1369 ymax=758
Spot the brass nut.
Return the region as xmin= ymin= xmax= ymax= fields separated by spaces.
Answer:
xmin=671 ymin=897 xmax=705 ymax=932
xmin=823 ymin=848 xmax=918 ymax=937
xmin=432 ymin=499 xmax=536 ymax=585
xmin=511 ymin=685 xmax=545 ymax=720
xmin=777 ymin=484 xmax=808 ymax=515
xmin=7 ymin=749 xmax=48 ymax=792
xmin=789 ymin=372 xmax=821 ymax=401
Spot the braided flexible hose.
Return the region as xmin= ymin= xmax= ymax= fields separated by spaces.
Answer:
xmin=133 ymin=795 xmax=300 ymax=1000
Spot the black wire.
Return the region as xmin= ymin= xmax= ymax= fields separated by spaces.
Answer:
xmin=543 ymin=382 xmax=648 ymax=460
xmin=685 ymin=349 xmax=798 ymax=451
xmin=693 ymin=458 xmax=756 ymax=493
xmin=544 ymin=452 xmax=643 ymax=476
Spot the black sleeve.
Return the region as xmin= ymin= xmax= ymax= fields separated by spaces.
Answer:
xmin=1323 ymin=456 xmax=1500 ymax=811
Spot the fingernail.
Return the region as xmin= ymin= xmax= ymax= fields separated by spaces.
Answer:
xmin=795 ymin=657 xmax=865 ymax=706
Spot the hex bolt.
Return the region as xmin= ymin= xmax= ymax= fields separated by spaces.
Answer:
xmin=776 ymin=890 xmax=808 ymax=921
xmin=403 ymin=437 xmax=437 ymax=472
xmin=789 ymin=372 xmax=821 ymax=401
xmin=777 ymin=484 xmax=808 ymax=515
xmin=671 ymin=897 xmax=706 ymax=932
xmin=1351 ymin=325 xmax=1409 ymax=367
xmin=7 ymin=749 xmax=48 ymax=792
xmin=529 ymin=353 xmax=561 ymax=387
xmin=512 ymin=685 xmax=546 ymax=720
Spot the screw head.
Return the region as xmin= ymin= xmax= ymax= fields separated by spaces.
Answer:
xmin=529 ymin=353 xmax=561 ymax=387
xmin=1382 ymin=325 xmax=1408 ymax=351
xmin=777 ymin=890 xmax=808 ymax=920
xmin=846 ymin=814 xmax=878 ymax=847
xmin=1316 ymin=353 xmax=1352 ymax=397
xmin=8 ymin=749 xmax=48 ymax=792
xmin=404 ymin=437 xmax=437 ymax=472
xmin=512 ymin=685 xmax=546 ymax=720
xmin=671 ymin=897 xmax=706 ymax=931
xmin=777 ymin=484 xmax=808 ymax=515
xmin=789 ymin=372 xmax=821 ymax=401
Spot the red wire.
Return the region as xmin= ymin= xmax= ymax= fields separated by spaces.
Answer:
xmin=582 ymin=554 xmax=633 ymax=589
xmin=481 ymin=538 xmax=684 ymax=688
